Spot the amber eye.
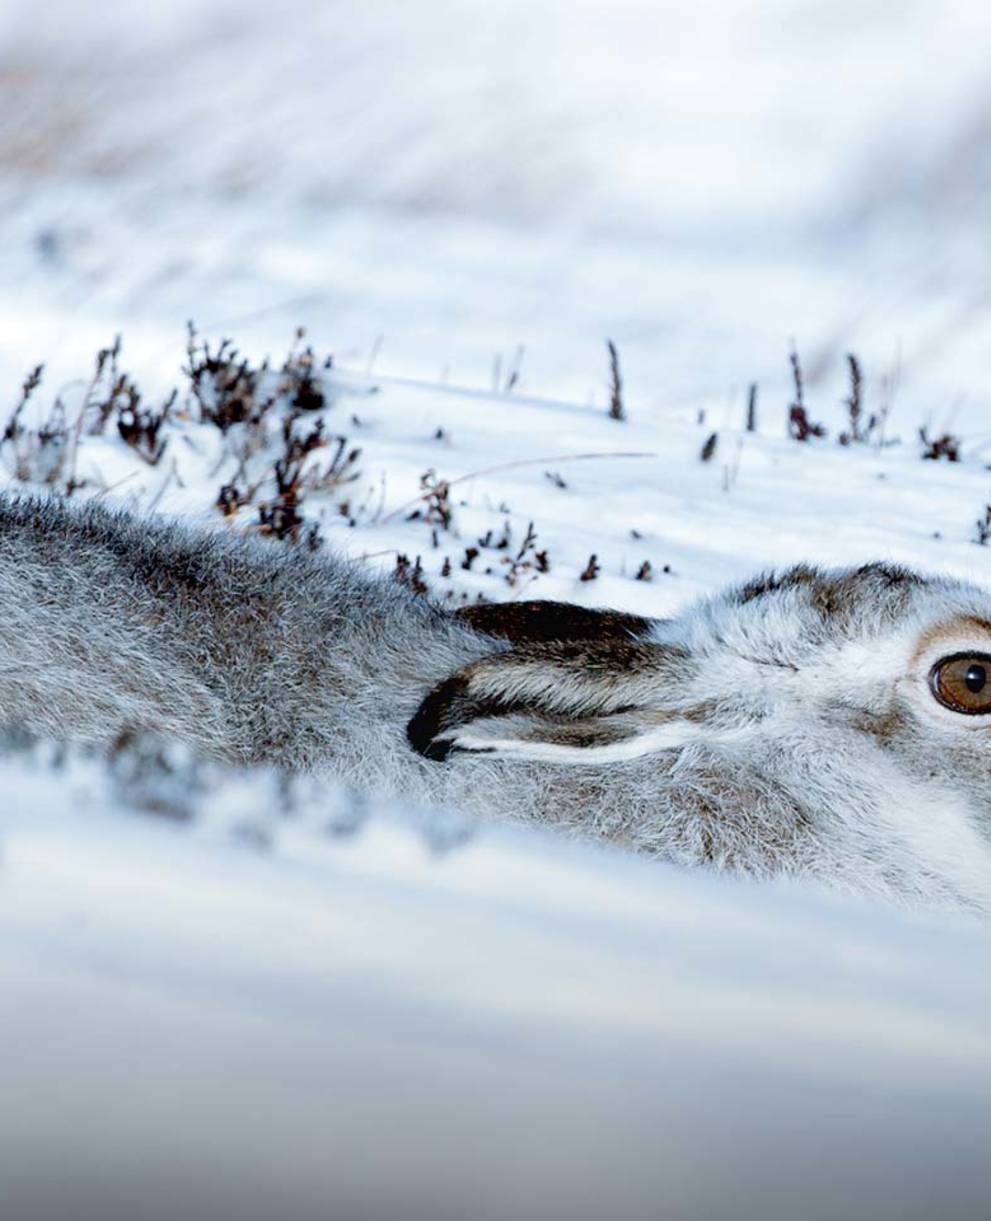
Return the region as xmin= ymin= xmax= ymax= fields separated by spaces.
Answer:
xmin=929 ymin=654 xmax=991 ymax=714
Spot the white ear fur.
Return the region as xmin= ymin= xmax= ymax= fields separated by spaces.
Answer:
xmin=436 ymin=711 xmax=714 ymax=765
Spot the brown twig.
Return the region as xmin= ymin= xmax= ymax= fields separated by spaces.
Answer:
xmin=606 ymin=340 xmax=625 ymax=421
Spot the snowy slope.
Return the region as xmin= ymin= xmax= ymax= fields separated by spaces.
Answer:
xmin=4 ymin=329 xmax=991 ymax=621
xmin=2 ymin=0 xmax=991 ymax=599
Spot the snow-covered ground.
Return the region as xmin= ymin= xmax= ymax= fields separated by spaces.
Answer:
xmin=4 ymin=1 xmax=991 ymax=593
xmin=4 ymin=1 xmax=991 ymax=1214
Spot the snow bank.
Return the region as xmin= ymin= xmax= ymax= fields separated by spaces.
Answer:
xmin=2 ymin=740 xmax=991 ymax=1220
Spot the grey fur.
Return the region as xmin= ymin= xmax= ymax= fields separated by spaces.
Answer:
xmin=4 ymin=494 xmax=991 ymax=914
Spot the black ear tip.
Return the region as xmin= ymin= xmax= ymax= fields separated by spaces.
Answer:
xmin=421 ymin=737 xmax=455 ymax=762
xmin=406 ymin=675 xmax=468 ymax=761
xmin=406 ymin=706 xmax=441 ymax=757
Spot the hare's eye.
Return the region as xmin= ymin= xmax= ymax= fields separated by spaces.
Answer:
xmin=929 ymin=654 xmax=991 ymax=714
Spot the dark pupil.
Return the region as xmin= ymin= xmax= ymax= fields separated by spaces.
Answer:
xmin=965 ymin=664 xmax=987 ymax=693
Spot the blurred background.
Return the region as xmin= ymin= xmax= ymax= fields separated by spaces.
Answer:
xmin=2 ymin=0 xmax=991 ymax=426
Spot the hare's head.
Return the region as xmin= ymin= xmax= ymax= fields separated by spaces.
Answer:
xmin=408 ymin=564 xmax=991 ymax=902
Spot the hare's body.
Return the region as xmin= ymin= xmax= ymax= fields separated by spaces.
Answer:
xmin=0 ymin=496 xmax=494 ymax=776
xmin=3 ymin=495 xmax=991 ymax=914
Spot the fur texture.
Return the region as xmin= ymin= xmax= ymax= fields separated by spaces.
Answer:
xmin=4 ymin=495 xmax=991 ymax=914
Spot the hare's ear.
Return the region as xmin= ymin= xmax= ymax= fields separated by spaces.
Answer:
xmin=407 ymin=639 xmax=697 ymax=764
xmin=455 ymin=600 xmax=655 ymax=645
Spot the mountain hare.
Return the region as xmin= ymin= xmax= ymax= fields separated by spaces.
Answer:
xmin=2 ymin=494 xmax=991 ymax=913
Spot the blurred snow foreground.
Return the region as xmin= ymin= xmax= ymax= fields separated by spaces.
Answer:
xmin=1 ymin=735 xmax=991 ymax=1221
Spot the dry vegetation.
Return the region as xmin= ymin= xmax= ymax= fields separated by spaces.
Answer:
xmin=0 ymin=326 xmax=987 ymax=613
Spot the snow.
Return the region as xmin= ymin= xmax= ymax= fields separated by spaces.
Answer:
xmin=6 ymin=0 xmax=991 ymax=422
xmin=3 ymin=746 xmax=991 ymax=1219
xmin=3 ymin=1 xmax=991 ymax=1213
